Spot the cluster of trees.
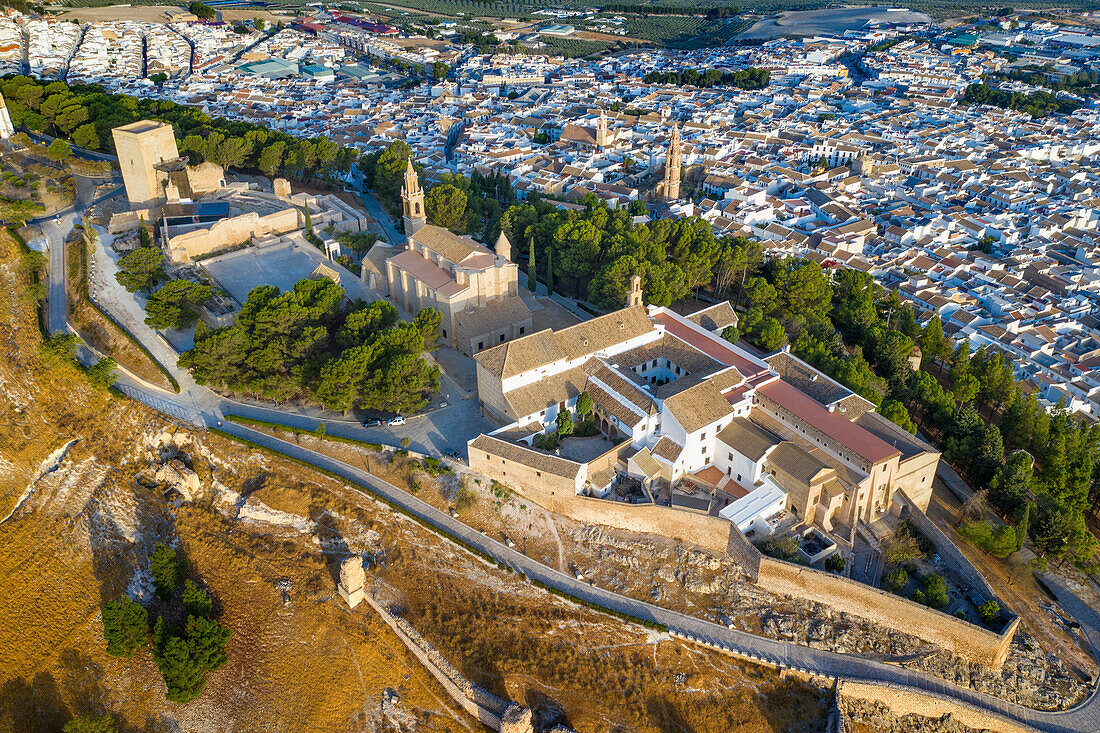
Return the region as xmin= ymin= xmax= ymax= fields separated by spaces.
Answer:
xmin=425 ymin=170 xmax=513 ymax=238
xmin=643 ymin=67 xmax=770 ymax=90
xmin=500 ymin=196 xmax=763 ymax=308
xmin=0 ymin=76 xmax=357 ymax=182
xmin=361 ymin=141 xmax=514 ymax=240
xmin=145 ymin=279 xmax=213 ymax=331
xmin=39 ymin=332 xmax=118 ymax=389
xmin=734 ymin=253 xmax=1099 ymax=565
xmin=963 ymin=82 xmax=1083 ymax=118
xmin=179 ymin=278 xmax=442 ymax=413
xmin=993 ymin=67 xmax=1100 ymax=96
xmin=188 ymin=1 xmax=216 ymax=19
xmin=101 ymin=543 xmax=231 ymax=704
xmin=532 ymin=392 xmax=599 ymax=450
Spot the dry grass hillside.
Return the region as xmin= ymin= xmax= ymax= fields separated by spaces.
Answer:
xmin=0 ymin=228 xmax=833 ymax=732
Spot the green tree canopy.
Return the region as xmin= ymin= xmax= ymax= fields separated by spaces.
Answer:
xmin=144 ymin=280 xmax=213 ymax=330
xmin=102 ymin=597 xmax=148 ymax=657
xmin=425 ymin=183 xmax=468 ymax=232
xmin=115 ymin=246 xmax=165 ymax=293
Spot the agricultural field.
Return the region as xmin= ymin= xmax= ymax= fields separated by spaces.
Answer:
xmin=542 ymin=36 xmax=617 ymax=58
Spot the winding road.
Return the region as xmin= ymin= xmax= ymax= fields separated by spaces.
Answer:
xmin=37 ymin=154 xmax=1100 ymax=731
xmin=217 ymin=421 xmax=1100 ymax=733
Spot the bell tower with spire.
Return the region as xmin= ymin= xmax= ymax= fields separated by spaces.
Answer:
xmin=401 ymin=159 xmax=426 ymax=236
xmin=596 ymin=109 xmax=610 ymax=149
xmin=661 ymin=124 xmax=682 ymax=202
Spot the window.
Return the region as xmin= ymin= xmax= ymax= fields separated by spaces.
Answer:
xmin=728 ymin=453 xmax=733 ymax=461
xmin=500 ymin=334 xmax=506 ymax=343
xmin=519 ymin=326 xmax=525 ymax=335
xmin=477 ymin=341 xmax=484 ymax=350
xmin=737 ymin=474 xmax=742 ymax=482
xmin=441 ymin=328 xmax=447 ymax=338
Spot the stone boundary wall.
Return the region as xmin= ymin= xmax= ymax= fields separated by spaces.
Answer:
xmin=468 ymin=440 xmax=1016 ymax=666
xmin=899 ymin=491 xmax=1008 ymax=615
xmin=363 ymin=593 xmax=508 ymax=728
xmin=539 ymin=492 xmax=737 ymax=557
xmin=837 ymin=680 xmax=1037 ymax=733
xmin=756 ymin=556 xmax=1018 ymax=668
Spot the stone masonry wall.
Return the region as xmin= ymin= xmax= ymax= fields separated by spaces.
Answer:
xmin=838 ymin=680 xmax=1035 ymax=733
xmin=757 ymin=557 xmax=1017 ymax=668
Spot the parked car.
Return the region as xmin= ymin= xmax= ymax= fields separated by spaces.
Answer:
xmin=388 ymin=415 xmax=406 ymax=426
xmin=362 ymin=418 xmax=383 ymax=428
xmin=444 ymin=448 xmax=462 ymax=460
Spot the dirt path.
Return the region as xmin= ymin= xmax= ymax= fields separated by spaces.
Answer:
xmin=927 ymin=479 xmax=1097 ymax=681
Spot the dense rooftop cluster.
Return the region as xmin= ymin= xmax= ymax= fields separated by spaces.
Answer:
xmin=6 ymin=6 xmax=1100 ymax=418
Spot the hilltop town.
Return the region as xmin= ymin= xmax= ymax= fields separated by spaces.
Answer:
xmin=2 ymin=2 xmax=1100 ymax=732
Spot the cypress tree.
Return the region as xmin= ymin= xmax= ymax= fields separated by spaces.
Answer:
xmin=546 ymin=248 xmax=554 ymax=295
xmin=527 ymin=235 xmax=536 ymax=293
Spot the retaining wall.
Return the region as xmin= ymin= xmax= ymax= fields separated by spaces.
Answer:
xmin=757 ymin=556 xmax=1018 ymax=668
xmin=837 ymin=680 xmax=1037 ymax=733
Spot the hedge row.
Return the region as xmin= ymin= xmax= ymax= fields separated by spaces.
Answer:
xmin=223 ymin=412 xmax=387 ymax=451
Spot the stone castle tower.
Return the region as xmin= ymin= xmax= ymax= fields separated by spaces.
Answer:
xmin=401 ymin=159 xmax=426 ymax=236
xmin=660 ymin=124 xmax=682 ymax=202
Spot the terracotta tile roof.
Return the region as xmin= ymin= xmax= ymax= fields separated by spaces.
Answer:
xmin=757 ymin=380 xmax=900 ymax=465
xmin=652 ymin=436 xmax=684 ymax=464
xmin=583 ymin=359 xmax=658 ymax=416
xmin=504 ymin=365 xmax=588 ymax=420
xmin=685 ymin=301 xmax=738 ymax=332
xmin=716 ymin=417 xmax=782 ymax=461
xmin=387 ymin=249 xmax=465 ymax=298
xmin=662 ymin=380 xmax=734 ymax=434
xmin=585 ymin=381 xmax=646 ymax=426
xmin=475 ymin=305 xmax=654 ymax=380
xmin=767 ymin=442 xmax=833 ymax=486
xmin=653 ymin=311 xmax=767 ymax=379
xmin=411 ymin=224 xmax=491 ymax=266
xmin=469 ymin=434 xmax=582 ymax=480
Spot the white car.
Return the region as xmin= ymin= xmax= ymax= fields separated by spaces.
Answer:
xmin=388 ymin=415 xmax=406 ymax=426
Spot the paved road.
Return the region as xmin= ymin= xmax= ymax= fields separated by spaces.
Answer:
xmin=43 ymin=210 xmax=83 ymax=334
xmin=358 ymin=190 xmax=403 ymax=245
xmin=215 ymin=420 xmax=1100 ymax=733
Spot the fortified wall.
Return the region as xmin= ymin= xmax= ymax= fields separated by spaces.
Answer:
xmin=469 ymin=442 xmax=1018 ymax=667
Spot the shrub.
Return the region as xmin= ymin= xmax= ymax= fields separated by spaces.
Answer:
xmin=533 ymin=432 xmax=559 ymax=450
xmin=911 ymin=589 xmax=926 ymax=605
xmin=102 ymin=597 xmax=148 ymax=656
xmin=64 ymin=715 xmax=117 ymax=733
xmin=757 ymin=535 xmax=800 ymax=563
xmin=824 ymin=554 xmax=846 ymax=573
xmin=452 ymin=486 xmax=478 ymax=514
xmin=921 ymin=573 xmax=949 ymax=610
xmin=573 ymin=419 xmax=600 ymax=437
xmin=959 ymin=520 xmax=1018 ymax=558
xmin=883 ymin=566 xmax=908 ymax=594
xmin=978 ymin=599 xmax=1001 ymax=625
xmin=422 ymin=456 xmax=452 ymax=476
xmin=150 ymin=542 xmax=186 ymax=601
xmin=955 ymin=609 xmax=968 ymax=620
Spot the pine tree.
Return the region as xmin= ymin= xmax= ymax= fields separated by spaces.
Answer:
xmin=303 ymin=203 xmax=313 ymax=237
xmin=546 ymin=247 xmax=554 ymax=295
xmin=527 ymin=235 xmax=536 ymax=293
